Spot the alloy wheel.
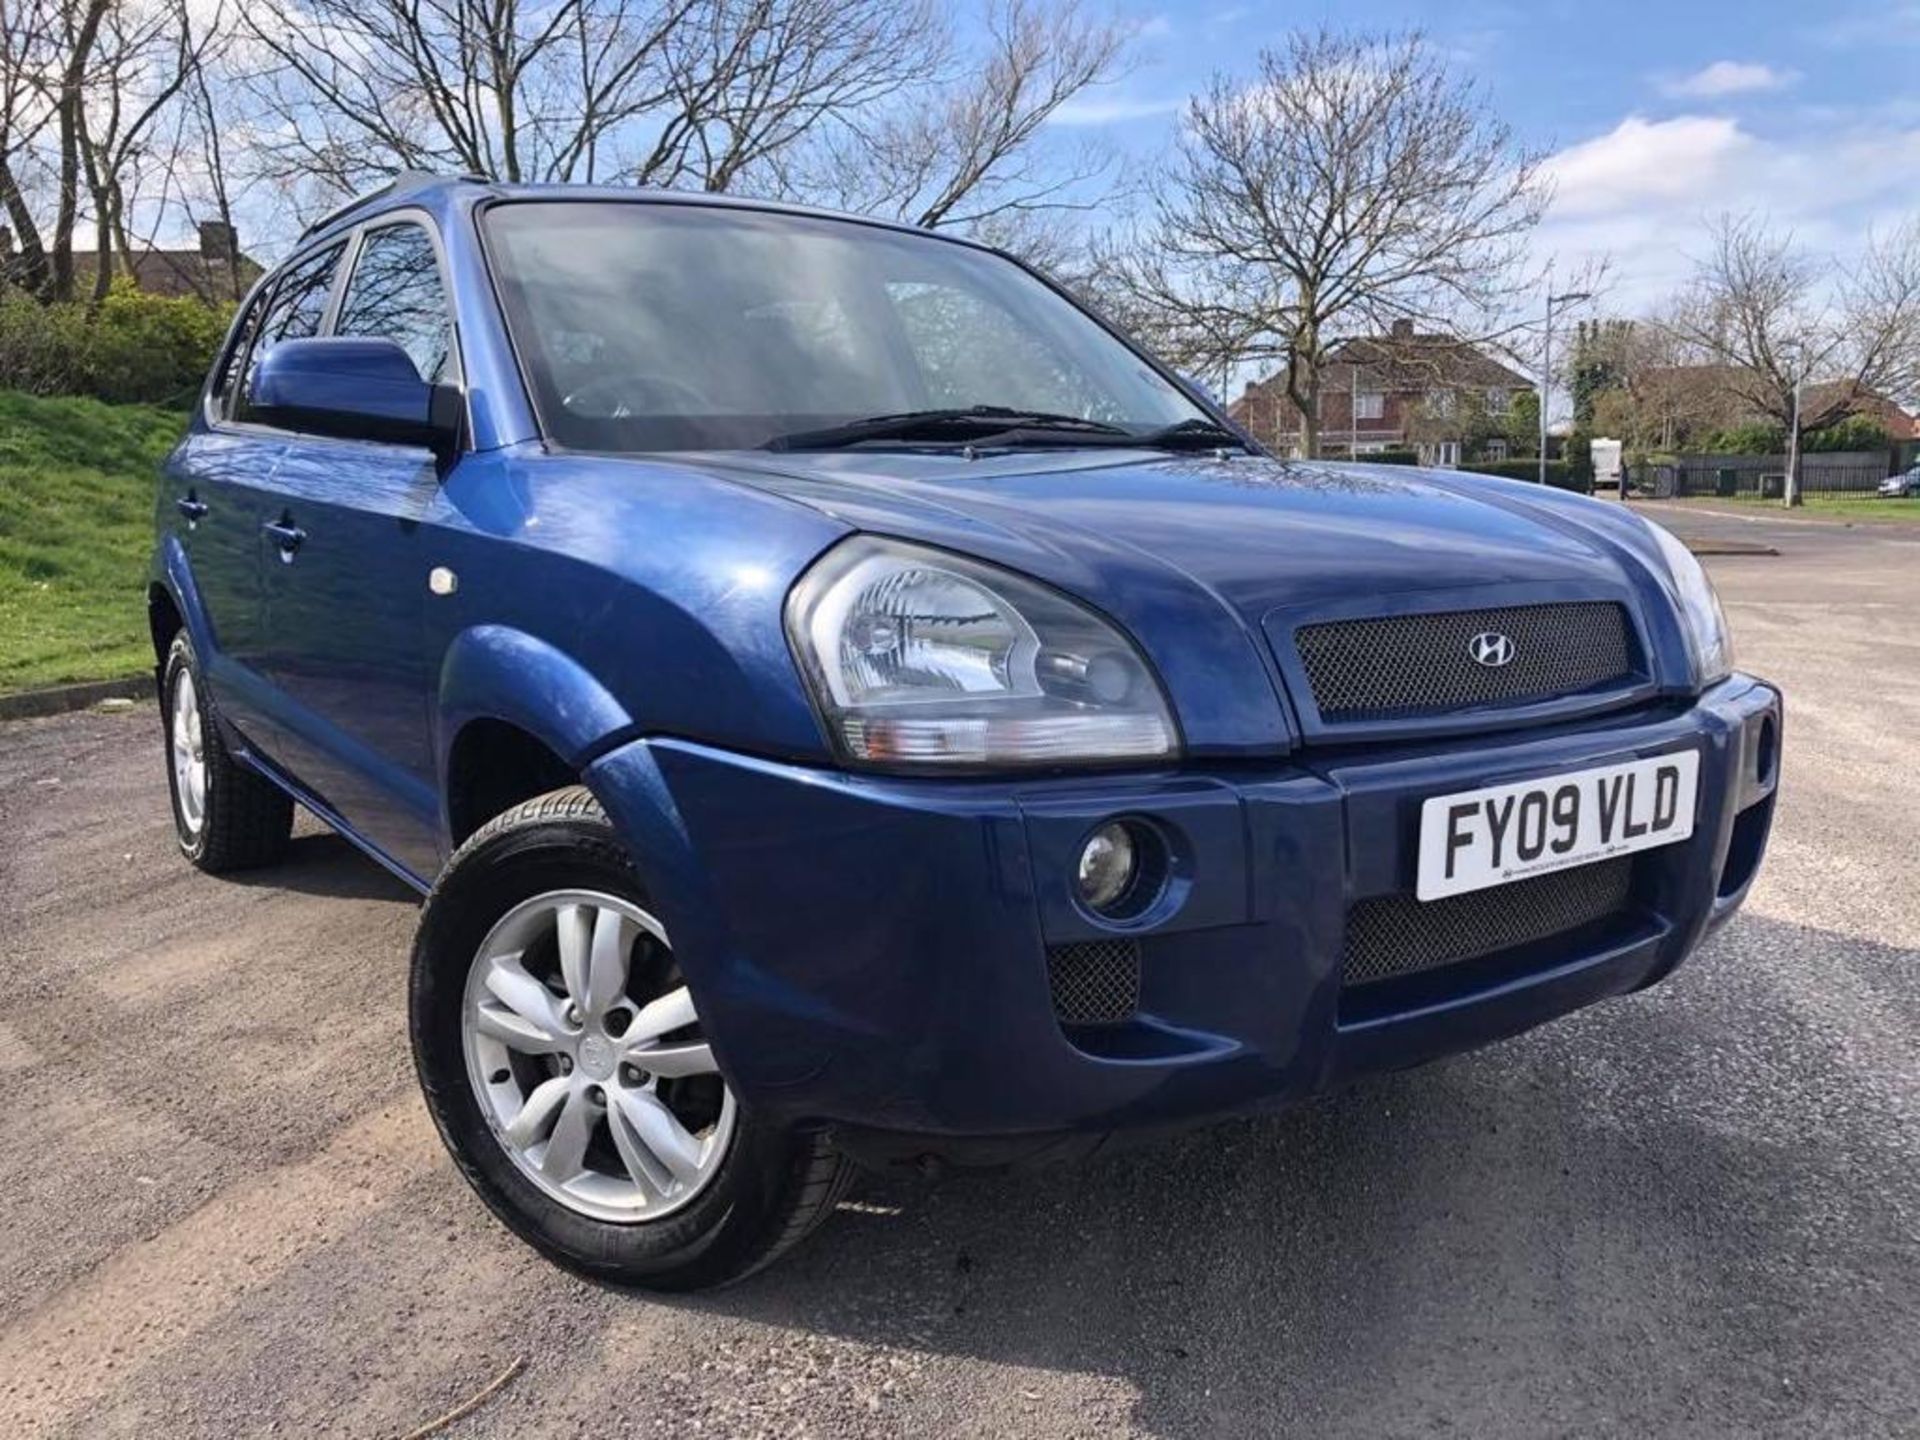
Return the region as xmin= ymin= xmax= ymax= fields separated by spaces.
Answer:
xmin=460 ymin=889 xmax=737 ymax=1223
xmin=170 ymin=669 xmax=207 ymax=836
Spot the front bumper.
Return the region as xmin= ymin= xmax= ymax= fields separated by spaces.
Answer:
xmin=585 ymin=675 xmax=1781 ymax=1143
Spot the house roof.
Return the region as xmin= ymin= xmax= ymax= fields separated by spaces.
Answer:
xmin=69 ymin=246 xmax=261 ymax=301
xmin=1646 ymin=364 xmax=1920 ymax=437
xmin=1321 ymin=332 xmax=1533 ymax=390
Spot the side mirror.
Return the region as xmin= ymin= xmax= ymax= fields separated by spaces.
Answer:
xmin=248 ymin=336 xmax=461 ymax=456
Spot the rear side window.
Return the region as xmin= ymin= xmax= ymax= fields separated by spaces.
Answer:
xmin=209 ymin=289 xmax=271 ymax=418
xmin=335 ymin=223 xmax=453 ymax=382
xmin=233 ymin=242 xmax=344 ymax=421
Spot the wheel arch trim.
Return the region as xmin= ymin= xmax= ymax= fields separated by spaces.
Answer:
xmin=435 ymin=626 xmax=640 ymax=842
xmin=150 ymin=537 xmax=218 ymax=673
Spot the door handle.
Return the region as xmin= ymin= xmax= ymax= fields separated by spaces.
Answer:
xmin=175 ymin=495 xmax=209 ymax=522
xmin=262 ymin=518 xmax=307 ymax=556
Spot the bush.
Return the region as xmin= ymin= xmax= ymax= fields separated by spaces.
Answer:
xmin=1458 ymin=457 xmax=1591 ymax=493
xmin=0 ymin=282 xmax=229 ymax=406
xmin=1700 ymin=421 xmax=1786 ymax=454
xmin=1353 ymin=448 xmax=1422 ymax=465
xmin=1805 ymin=414 xmax=1892 ymax=453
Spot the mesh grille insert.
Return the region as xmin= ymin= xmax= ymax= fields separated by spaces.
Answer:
xmin=1047 ymin=939 xmax=1141 ymax=1025
xmin=1294 ymin=602 xmax=1634 ymax=721
xmin=1343 ymin=858 xmax=1634 ymax=987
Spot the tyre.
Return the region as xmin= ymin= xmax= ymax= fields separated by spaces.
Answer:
xmin=410 ymin=787 xmax=854 ymax=1290
xmin=162 ymin=632 xmax=294 ymax=872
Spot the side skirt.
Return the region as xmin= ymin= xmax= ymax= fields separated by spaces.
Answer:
xmin=223 ymin=726 xmax=434 ymax=898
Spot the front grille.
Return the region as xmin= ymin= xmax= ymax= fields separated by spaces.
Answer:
xmin=1047 ymin=939 xmax=1141 ymax=1025
xmin=1343 ymin=858 xmax=1634 ymax=986
xmin=1294 ymin=602 xmax=1634 ymax=721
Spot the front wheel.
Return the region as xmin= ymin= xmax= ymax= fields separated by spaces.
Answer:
xmin=410 ymin=787 xmax=854 ymax=1289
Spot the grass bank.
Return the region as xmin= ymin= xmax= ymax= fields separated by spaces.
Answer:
xmin=1654 ymin=493 xmax=1920 ymax=524
xmin=0 ymin=391 xmax=184 ymax=693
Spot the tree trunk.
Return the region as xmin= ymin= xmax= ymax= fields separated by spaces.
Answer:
xmin=0 ymin=159 xmax=51 ymax=297
xmin=1285 ymin=329 xmax=1321 ymax=459
xmin=51 ymin=0 xmax=112 ymax=302
xmin=83 ymin=130 xmax=113 ymax=307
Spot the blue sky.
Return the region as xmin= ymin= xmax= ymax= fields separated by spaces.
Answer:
xmin=1051 ymin=0 xmax=1920 ymax=313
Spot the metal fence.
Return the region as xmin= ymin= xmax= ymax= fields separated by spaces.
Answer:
xmin=1630 ymin=451 xmax=1894 ymax=500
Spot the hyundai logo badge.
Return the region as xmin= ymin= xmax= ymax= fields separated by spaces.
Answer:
xmin=1468 ymin=631 xmax=1516 ymax=668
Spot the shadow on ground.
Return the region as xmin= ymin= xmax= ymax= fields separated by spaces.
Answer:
xmin=224 ymin=829 xmax=421 ymax=903
xmin=659 ymin=911 xmax=1919 ymax=1436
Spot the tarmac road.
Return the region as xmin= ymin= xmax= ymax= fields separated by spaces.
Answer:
xmin=1 ymin=501 xmax=1915 ymax=1437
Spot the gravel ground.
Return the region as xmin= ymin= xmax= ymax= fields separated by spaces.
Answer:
xmin=1 ymin=503 xmax=1915 ymax=1438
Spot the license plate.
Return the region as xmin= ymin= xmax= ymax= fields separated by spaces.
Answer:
xmin=1416 ymin=751 xmax=1700 ymax=901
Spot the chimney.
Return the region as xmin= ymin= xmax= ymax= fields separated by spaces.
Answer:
xmin=199 ymin=220 xmax=237 ymax=261
xmin=1389 ymin=318 xmax=1414 ymax=341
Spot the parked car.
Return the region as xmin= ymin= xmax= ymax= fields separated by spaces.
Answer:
xmin=150 ymin=174 xmax=1783 ymax=1290
xmin=1878 ymin=465 xmax=1920 ymax=497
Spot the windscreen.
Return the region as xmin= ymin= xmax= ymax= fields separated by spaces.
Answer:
xmin=482 ymin=201 xmax=1206 ymax=452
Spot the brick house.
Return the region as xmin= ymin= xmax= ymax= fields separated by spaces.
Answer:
xmin=0 ymin=221 xmax=260 ymax=302
xmin=1227 ymin=319 xmax=1535 ymax=466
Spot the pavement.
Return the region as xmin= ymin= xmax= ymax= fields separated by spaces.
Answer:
xmin=2 ymin=503 xmax=1916 ymax=1438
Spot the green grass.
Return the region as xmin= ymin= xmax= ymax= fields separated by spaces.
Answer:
xmin=1670 ymin=493 xmax=1920 ymax=523
xmin=0 ymin=390 xmax=185 ymax=693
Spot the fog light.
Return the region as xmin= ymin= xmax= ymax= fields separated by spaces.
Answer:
xmin=1076 ymin=822 xmax=1138 ymax=913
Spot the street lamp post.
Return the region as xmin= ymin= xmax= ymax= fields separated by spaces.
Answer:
xmin=1540 ymin=287 xmax=1593 ymax=486
xmin=1784 ymin=361 xmax=1802 ymax=509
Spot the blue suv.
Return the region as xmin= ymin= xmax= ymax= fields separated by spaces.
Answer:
xmin=150 ymin=174 xmax=1782 ymax=1289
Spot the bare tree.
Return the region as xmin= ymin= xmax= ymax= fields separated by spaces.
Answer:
xmin=1101 ymin=28 xmax=1548 ymax=457
xmin=791 ymin=0 xmax=1128 ymax=234
xmin=72 ymin=0 xmax=224 ymax=301
xmin=0 ymin=0 xmax=57 ymax=293
xmin=231 ymin=0 xmax=940 ymax=203
xmin=1 ymin=0 xmax=210 ymax=301
xmin=1575 ymin=312 xmax=1761 ymax=457
xmin=1666 ymin=212 xmax=1920 ymax=502
xmin=173 ymin=22 xmax=247 ymax=300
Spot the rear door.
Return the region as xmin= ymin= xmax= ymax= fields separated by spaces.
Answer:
xmin=252 ymin=216 xmax=458 ymax=879
xmin=162 ymin=243 xmax=343 ymax=745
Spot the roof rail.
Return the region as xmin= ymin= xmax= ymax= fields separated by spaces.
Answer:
xmin=300 ymin=170 xmax=489 ymax=240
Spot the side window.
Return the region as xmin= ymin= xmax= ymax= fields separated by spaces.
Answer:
xmin=209 ymin=288 xmax=271 ymax=418
xmin=234 ymin=242 xmax=344 ymax=421
xmin=335 ymin=223 xmax=453 ymax=383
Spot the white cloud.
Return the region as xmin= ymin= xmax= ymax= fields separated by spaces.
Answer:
xmin=1658 ymin=60 xmax=1794 ymax=99
xmin=1543 ymin=115 xmax=1753 ymax=219
xmin=1048 ymin=94 xmax=1184 ymax=126
xmin=1532 ymin=112 xmax=1920 ymax=312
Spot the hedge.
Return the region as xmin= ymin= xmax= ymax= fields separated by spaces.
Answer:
xmin=0 ymin=282 xmax=230 ymax=406
xmin=1458 ymin=458 xmax=1590 ymax=494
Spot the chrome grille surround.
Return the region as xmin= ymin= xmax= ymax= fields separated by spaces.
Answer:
xmin=1343 ymin=857 xmax=1635 ymax=987
xmin=1293 ymin=602 xmax=1635 ymax=722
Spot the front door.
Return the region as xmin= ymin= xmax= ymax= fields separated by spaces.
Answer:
xmin=252 ymin=218 xmax=458 ymax=880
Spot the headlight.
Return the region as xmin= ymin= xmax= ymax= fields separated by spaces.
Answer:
xmin=1649 ymin=523 xmax=1733 ymax=685
xmin=786 ymin=537 xmax=1179 ymax=768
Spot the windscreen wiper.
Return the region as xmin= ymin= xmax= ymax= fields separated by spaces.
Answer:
xmin=764 ymin=406 xmax=1134 ymax=451
xmin=1129 ymin=417 xmax=1256 ymax=452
